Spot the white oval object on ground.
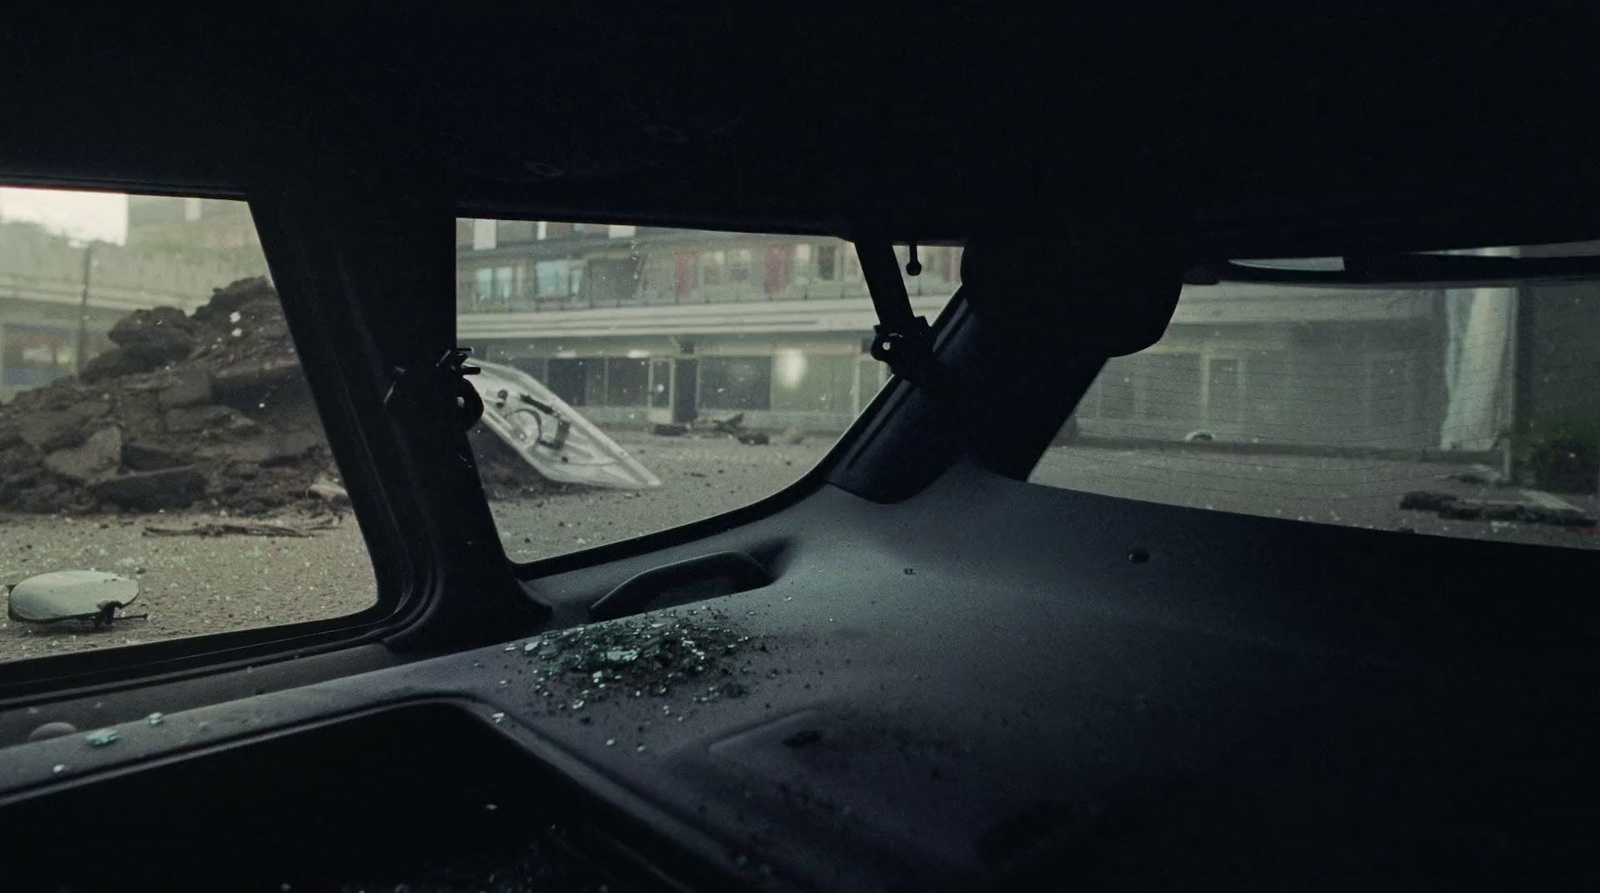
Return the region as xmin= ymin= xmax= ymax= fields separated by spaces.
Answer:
xmin=6 ymin=570 xmax=139 ymax=625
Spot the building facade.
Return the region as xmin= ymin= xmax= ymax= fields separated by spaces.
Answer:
xmin=455 ymin=221 xmax=959 ymax=431
xmin=456 ymin=220 xmax=1482 ymax=448
xmin=8 ymin=196 xmax=1587 ymax=460
xmin=0 ymin=217 xmax=266 ymax=401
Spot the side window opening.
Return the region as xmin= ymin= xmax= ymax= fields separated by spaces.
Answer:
xmin=0 ymin=187 xmax=377 ymax=665
xmin=457 ymin=219 xmax=959 ymax=561
xmin=1030 ymin=258 xmax=1600 ymax=550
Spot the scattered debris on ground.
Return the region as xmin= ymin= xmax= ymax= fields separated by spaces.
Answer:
xmin=521 ymin=610 xmax=757 ymax=707
xmin=1445 ymin=470 xmax=1510 ymax=486
xmin=1399 ymin=490 xmax=1598 ymax=526
xmin=0 ymin=278 xmax=341 ymax=515
xmin=703 ymin=412 xmax=746 ymax=436
xmin=651 ymin=412 xmax=776 ymax=446
xmin=469 ymin=428 xmax=571 ymax=500
xmin=143 ymin=517 xmax=341 ymax=538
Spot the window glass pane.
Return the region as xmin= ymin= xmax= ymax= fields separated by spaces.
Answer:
xmin=545 ymin=357 xmax=589 ymax=406
xmin=700 ymin=357 xmax=772 ymax=411
xmin=649 ymin=359 xmax=672 ymax=409
xmin=583 ymin=257 xmax=641 ymax=306
xmin=604 ymin=358 xmax=648 ymax=406
xmin=815 ymin=245 xmax=836 ymax=280
xmin=0 ymin=187 xmax=376 ymax=664
xmin=1029 ymin=264 xmax=1600 ymax=550
xmin=727 ymin=249 xmax=753 ymax=283
xmin=458 ymin=219 xmax=959 ymax=562
xmin=535 ymin=261 xmax=568 ymax=297
xmin=772 ymin=352 xmax=856 ymax=417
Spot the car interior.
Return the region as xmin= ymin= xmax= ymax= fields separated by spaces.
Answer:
xmin=2 ymin=10 xmax=1598 ymax=892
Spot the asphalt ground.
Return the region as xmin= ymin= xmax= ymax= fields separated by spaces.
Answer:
xmin=5 ymin=434 xmax=1593 ymax=665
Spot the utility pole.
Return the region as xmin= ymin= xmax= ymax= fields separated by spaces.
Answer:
xmin=75 ymin=243 xmax=93 ymax=373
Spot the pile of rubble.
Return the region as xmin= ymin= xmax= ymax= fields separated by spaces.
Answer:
xmin=0 ymin=278 xmax=342 ymax=515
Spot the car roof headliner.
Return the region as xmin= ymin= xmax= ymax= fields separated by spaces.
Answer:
xmin=1 ymin=9 xmax=1596 ymax=258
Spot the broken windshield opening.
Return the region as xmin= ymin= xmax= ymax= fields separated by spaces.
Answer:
xmin=455 ymin=219 xmax=958 ymax=563
xmin=1031 ymin=246 xmax=1600 ymax=549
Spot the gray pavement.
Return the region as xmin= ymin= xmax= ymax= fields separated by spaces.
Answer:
xmin=1032 ymin=444 xmax=1600 ymax=550
xmin=7 ymin=434 xmax=1592 ymax=666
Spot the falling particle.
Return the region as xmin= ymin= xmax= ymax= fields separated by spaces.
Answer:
xmin=523 ymin=639 xmax=541 ymax=652
xmin=499 ymin=679 xmax=509 ymax=686
xmin=490 ymin=712 xmax=506 ymax=724
xmin=146 ymin=712 xmax=164 ymax=726
xmin=84 ymin=729 xmax=118 ymax=747
xmin=605 ymin=738 xmax=616 ymax=746
xmin=485 ymin=803 xmax=498 ymax=811
xmin=636 ymin=744 xmax=648 ymax=753
xmin=504 ymin=644 xmax=517 ymax=652
xmin=571 ymin=699 xmax=586 ymax=710
xmin=51 ymin=764 xmax=65 ymax=774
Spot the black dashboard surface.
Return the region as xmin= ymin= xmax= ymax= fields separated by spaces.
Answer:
xmin=4 ymin=460 xmax=1597 ymax=891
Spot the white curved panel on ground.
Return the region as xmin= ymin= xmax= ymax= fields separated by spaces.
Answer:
xmin=469 ymin=360 xmax=661 ymax=490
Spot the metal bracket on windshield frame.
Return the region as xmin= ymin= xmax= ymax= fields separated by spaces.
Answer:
xmin=856 ymin=240 xmax=937 ymax=385
xmin=383 ymin=347 xmax=484 ymax=433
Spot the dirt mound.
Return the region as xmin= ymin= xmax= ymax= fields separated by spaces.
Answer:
xmin=1 ymin=277 xmax=553 ymax=515
xmin=0 ymin=278 xmax=338 ymax=515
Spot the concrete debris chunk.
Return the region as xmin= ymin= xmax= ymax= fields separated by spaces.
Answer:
xmin=18 ymin=401 xmax=110 ymax=451
xmin=307 ymin=476 xmax=350 ymax=506
xmin=82 ymin=306 xmax=197 ymax=381
xmin=88 ymin=466 xmax=207 ymax=511
xmin=164 ymin=404 xmax=259 ymax=435
xmin=42 ymin=427 xmax=123 ymax=484
xmin=157 ymin=369 xmax=213 ymax=408
xmin=120 ymin=441 xmax=191 ymax=471
xmin=198 ymin=430 xmax=321 ymax=465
